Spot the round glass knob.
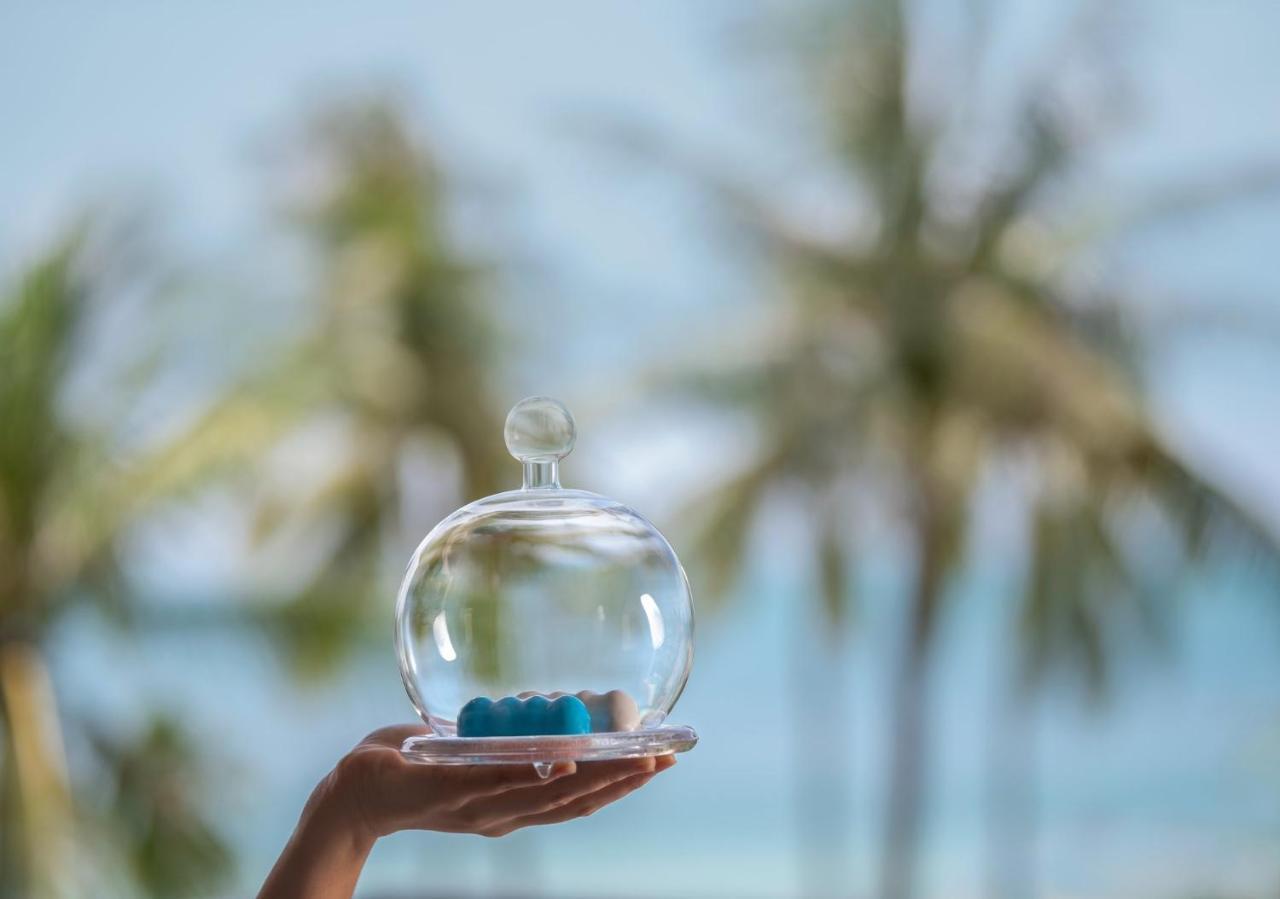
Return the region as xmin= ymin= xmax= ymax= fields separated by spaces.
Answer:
xmin=504 ymin=396 xmax=576 ymax=463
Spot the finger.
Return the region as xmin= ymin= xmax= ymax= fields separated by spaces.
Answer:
xmin=484 ymin=772 xmax=655 ymax=836
xmin=485 ymin=769 xmax=660 ymax=836
xmin=428 ymin=760 xmax=578 ymax=803
xmin=572 ymin=756 xmax=663 ymax=783
xmin=359 ymin=724 xmax=430 ymax=750
xmin=460 ymin=756 xmax=656 ymax=819
xmin=471 ymin=758 xmax=670 ymax=824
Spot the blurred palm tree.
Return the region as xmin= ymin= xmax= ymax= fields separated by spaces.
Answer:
xmin=1 ymin=96 xmax=515 ymax=896
xmin=144 ymin=97 xmax=511 ymax=676
xmin=0 ymin=228 xmax=232 ymax=898
xmin=606 ymin=2 xmax=1280 ymax=897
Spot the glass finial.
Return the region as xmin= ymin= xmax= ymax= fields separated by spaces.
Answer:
xmin=504 ymin=396 xmax=575 ymax=488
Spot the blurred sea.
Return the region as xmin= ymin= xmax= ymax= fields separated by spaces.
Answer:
xmin=50 ymin=563 xmax=1280 ymax=899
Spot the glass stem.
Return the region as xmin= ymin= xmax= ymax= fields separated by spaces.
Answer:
xmin=522 ymin=461 xmax=560 ymax=489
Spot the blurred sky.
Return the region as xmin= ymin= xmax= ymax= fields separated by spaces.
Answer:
xmin=3 ymin=2 xmax=1280 ymax=897
xmin=2 ymin=0 xmax=1279 ymax=524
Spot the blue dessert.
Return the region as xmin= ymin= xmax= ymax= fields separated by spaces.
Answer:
xmin=457 ymin=694 xmax=591 ymax=737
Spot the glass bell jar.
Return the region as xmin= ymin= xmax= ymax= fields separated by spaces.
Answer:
xmin=395 ymin=396 xmax=696 ymax=770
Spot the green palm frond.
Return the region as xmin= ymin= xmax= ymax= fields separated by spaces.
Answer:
xmin=964 ymin=108 xmax=1071 ymax=275
xmin=0 ymin=235 xmax=87 ymax=589
xmin=817 ymin=497 xmax=855 ymax=637
xmin=1125 ymin=431 xmax=1280 ymax=568
xmin=1020 ymin=490 xmax=1136 ymax=698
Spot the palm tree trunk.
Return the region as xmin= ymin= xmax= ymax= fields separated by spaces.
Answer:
xmin=790 ymin=604 xmax=852 ymax=898
xmin=878 ymin=507 xmax=948 ymax=899
xmin=0 ymin=640 xmax=76 ymax=899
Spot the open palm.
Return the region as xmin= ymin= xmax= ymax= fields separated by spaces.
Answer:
xmin=329 ymin=725 xmax=675 ymax=840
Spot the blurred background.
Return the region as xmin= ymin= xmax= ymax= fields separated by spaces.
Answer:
xmin=2 ymin=1 xmax=1279 ymax=897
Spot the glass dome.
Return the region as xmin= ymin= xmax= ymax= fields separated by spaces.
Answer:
xmin=395 ymin=397 xmax=696 ymax=765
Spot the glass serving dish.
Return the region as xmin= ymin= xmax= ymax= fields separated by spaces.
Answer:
xmin=395 ymin=397 xmax=696 ymax=774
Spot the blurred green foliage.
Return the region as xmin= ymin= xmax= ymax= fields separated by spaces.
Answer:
xmin=0 ymin=97 xmax=511 ymax=897
xmin=0 ymin=227 xmax=233 ymax=898
xmin=625 ymin=2 xmax=1280 ymax=897
xmin=89 ymin=717 xmax=233 ymax=897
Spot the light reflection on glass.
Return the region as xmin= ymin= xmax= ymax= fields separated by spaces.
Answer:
xmin=640 ymin=592 xmax=665 ymax=650
xmin=432 ymin=612 xmax=458 ymax=662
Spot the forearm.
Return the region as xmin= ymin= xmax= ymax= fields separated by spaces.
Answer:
xmin=258 ymin=775 xmax=375 ymax=899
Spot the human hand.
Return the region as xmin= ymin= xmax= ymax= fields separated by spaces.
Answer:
xmin=322 ymin=724 xmax=676 ymax=841
xmin=258 ymin=724 xmax=676 ymax=899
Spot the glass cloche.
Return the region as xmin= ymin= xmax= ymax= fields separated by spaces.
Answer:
xmin=395 ymin=396 xmax=696 ymax=772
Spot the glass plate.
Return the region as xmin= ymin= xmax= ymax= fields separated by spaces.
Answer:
xmin=401 ymin=725 xmax=698 ymax=777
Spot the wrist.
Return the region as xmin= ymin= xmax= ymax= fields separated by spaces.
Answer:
xmin=301 ymin=769 xmax=379 ymax=856
xmin=257 ymin=773 xmax=375 ymax=899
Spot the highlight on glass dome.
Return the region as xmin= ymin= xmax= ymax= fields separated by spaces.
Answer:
xmin=395 ymin=396 xmax=697 ymax=774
